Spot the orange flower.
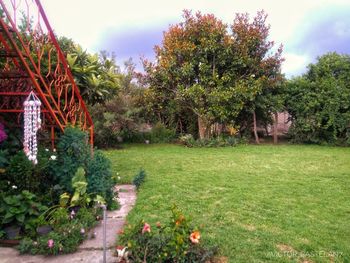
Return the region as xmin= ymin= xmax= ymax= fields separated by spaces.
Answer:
xmin=142 ymin=223 xmax=151 ymax=234
xmin=190 ymin=231 xmax=200 ymax=244
xmin=176 ymin=215 xmax=185 ymax=226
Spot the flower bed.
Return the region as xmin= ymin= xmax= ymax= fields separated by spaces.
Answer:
xmin=116 ymin=206 xmax=218 ymax=262
xmin=0 ymin=125 xmax=119 ymax=255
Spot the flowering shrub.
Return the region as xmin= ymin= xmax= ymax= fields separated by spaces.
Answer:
xmin=117 ymin=206 xmax=217 ymax=262
xmin=18 ymin=207 xmax=99 ymax=255
xmin=0 ymin=123 xmax=7 ymax=143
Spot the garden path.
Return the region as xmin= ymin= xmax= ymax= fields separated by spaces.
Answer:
xmin=0 ymin=184 xmax=136 ymax=263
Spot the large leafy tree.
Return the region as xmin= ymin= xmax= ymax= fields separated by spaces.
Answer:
xmin=230 ymin=11 xmax=284 ymax=142
xmin=143 ymin=10 xmax=283 ymax=139
xmin=65 ymin=44 xmax=120 ymax=106
xmin=285 ymin=52 xmax=350 ymax=145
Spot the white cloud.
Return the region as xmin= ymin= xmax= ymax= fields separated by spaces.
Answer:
xmin=39 ymin=0 xmax=350 ymax=76
xmin=41 ymin=0 xmax=324 ymax=50
xmin=282 ymin=53 xmax=309 ymax=78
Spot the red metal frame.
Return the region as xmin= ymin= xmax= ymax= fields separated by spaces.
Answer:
xmin=0 ymin=0 xmax=94 ymax=149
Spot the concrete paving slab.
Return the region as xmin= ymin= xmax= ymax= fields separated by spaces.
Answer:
xmin=0 ymin=247 xmax=116 ymax=263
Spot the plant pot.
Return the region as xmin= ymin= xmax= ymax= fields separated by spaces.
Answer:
xmin=36 ymin=225 xmax=52 ymax=236
xmin=4 ymin=225 xmax=20 ymax=239
xmin=0 ymin=239 xmax=20 ymax=247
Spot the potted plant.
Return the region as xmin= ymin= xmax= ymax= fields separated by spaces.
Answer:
xmin=34 ymin=215 xmax=52 ymax=236
xmin=0 ymin=190 xmax=47 ymax=239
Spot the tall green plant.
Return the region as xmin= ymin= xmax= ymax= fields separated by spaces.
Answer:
xmin=85 ymin=151 xmax=115 ymax=209
xmin=4 ymin=149 xmax=53 ymax=194
xmin=53 ymin=127 xmax=89 ymax=193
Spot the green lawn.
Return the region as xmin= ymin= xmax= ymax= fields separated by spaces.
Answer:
xmin=104 ymin=144 xmax=350 ymax=262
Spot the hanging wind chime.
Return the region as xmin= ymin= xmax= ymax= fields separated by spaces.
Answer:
xmin=23 ymin=91 xmax=42 ymax=164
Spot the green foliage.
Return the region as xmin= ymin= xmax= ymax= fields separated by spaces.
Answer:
xmin=144 ymin=122 xmax=176 ymax=143
xmin=0 ymin=149 xmax=9 ymax=169
xmin=59 ymin=167 xmax=107 ymax=209
xmin=0 ymin=127 xmax=22 ymax=155
xmin=91 ymin=61 xmax=146 ymax=148
xmin=18 ymin=207 xmax=99 ymax=255
xmin=85 ymin=150 xmax=115 ymax=209
xmin=0 ymin=190 xmax=47 ymax=236
xmin=75 ymin=207 xmax=97 ymax=228
xmin=70 ymin=168 xmax=89 ymax=207
xmin=179 ymin=134 xmax=239 ymax=148
xmin=4 ymin=149 xmax=54 ymax=194
xmin=53 ymin=127 xmax=89 ymax=193
xmin=285 ymin=52 xmax=350 ymax=145
xmin=132 ymin=169 xmax=147 ymax=190
xmin=118 ymin=205 xmax=217 ymax=262
xmin=63 ymin=40 xmax=120 ymax=105
xmin=49 ymin=207 xmax=70 ymax=227
xmin=143 ymin=10 xmax=284 ymax=139
xmin=51 ymin=127 xmax=115 ymax=208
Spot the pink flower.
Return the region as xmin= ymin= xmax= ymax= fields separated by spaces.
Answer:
xmin=190 ymin=231 xmax=200 ymax=244
xmin=142 ymin=223 xmax=151 ymax=234
xmin=48 ymin=239 xmax=54 ymax=248
xmin=69 ymin=210 xmax=76 ymax=219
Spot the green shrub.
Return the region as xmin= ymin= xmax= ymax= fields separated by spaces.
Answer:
xmin=0 ymin=149 xmax=9 ymax=169
xmin=145 ymin=122 xmax=176 ymax=143
xmin=118 ymin=205 xmax=217 ymax=262
xmin=53 ymin=127 xmax=90 ymax=193
xmin=284 ymin=53 xmax=350 ymax=145
xmin=127 ymin=123 xmax=176 ymax=143
xmin=75 ymin=207 xmax=97 ymax=228
xmin=132 ymin=169 xmax=147 ymax=190
xmin=49 ymin=207 xmax=70 ymax=227
xmin=85 ymin=150 xmax=115 ymax=209
xmin=180 ymin=134 xmax=239 ymax=148
xmin=4 ymin=148 xmax=54 ymax=195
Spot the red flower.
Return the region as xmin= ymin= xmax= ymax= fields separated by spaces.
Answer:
xmin=142 ymin=223 xmax=151 ymax=234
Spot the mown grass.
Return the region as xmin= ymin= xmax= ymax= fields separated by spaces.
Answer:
xmin=104 ymin=144 xmax=350 ymax=262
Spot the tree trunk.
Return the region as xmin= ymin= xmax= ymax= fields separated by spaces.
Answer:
xmin=178 ymin=118 xmax=183 ymax=134
xmin=198 ymin=116 xmax=210 ymax=139
xmin=253 ymin=111 xmax=260 ymax=144
xmin=273 ymin=112 xmax=278 ymax=144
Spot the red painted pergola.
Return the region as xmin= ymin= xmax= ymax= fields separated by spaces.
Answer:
xmin=0 ymin=0 xmax=93 ymax=148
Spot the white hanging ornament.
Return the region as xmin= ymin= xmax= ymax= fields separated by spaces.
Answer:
xmin=23 ymin=91 xmax=41 ymax=165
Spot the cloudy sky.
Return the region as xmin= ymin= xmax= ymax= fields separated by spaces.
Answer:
xmin=41 ymin=0 xmax=350 ymax=78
